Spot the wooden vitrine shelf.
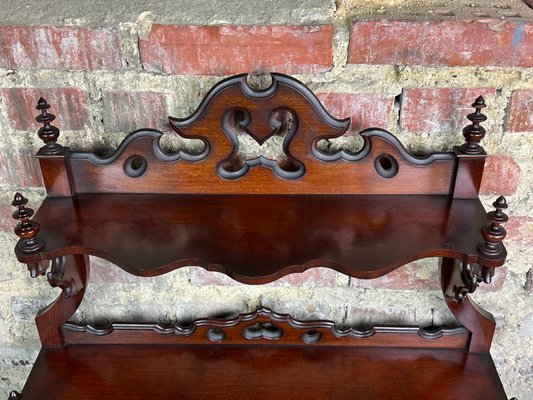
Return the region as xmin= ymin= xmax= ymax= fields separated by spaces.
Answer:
xmin=9 ymin=73 xmax=513 ymax=400
xmin=20 ymin=194 xmax=492 ymax=281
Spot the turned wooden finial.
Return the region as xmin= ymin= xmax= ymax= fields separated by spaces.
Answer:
xmin=12 ymin=192 xmax=44 ymax=253
xmin=478 ymin=195 xmax=508 ymax=259
xmin=460 ymin=96 xmax=487 ymax=155
xmin=8 ymin=390 xmax=22 ymax=400
xmin=36 ymin=97 xmax=63 ymax=154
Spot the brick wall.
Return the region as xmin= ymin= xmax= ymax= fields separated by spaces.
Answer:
xmin=0 ymin=0 xmax=532 ymax=398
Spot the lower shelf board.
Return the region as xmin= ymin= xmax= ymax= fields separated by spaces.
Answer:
xmin=20 ymin=344 xmax=507 ymax=400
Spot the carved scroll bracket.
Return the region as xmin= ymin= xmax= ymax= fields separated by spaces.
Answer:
xmin=47 ymin=256 xmax=83 ymax=298
xmin=441 ymin=257 xmax=496 ymax=352
xmin=451 ymin=262 xmax=494 ymax=303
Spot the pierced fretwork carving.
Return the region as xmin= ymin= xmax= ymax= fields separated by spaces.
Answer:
xmin=36 ymin=97 xmax=63 ymax=155
xmin=459 ymin=96 xmax=487 ymax=155
xmin=12 ymin=193 xmax=44 ymax=255
xmin=218 ymin=107 xmax=304 ymax=180
xmin=62 ymin=307 xmax=469 ymax=349
xmin=242 ymin=322 xmax=283 ymax=340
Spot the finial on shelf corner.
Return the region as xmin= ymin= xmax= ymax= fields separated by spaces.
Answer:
xmin=36 ymin=97 xmax=63 ymax=155
xmin=459 ymin=95 xmax=487 ymax=155
xmin=12 ymin=192 xmax=44 ymax=254
xmin=478 ymin=195 xmax=508 ymax=259
xmin=8 ymin=391 xmax=22 ymax=400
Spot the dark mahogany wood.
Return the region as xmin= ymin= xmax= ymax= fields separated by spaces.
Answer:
xmin=460 ymin=96 xmax=487 ymax=155
xmin=10 ymin=73 xmax=513 ymax=399
xmin=47 ymin=74 xmax=457 ymax=196
xmin=14 ymin=194 xmax=506 ymax=283
xmin=35 ymin=255 xmax=88 ymax=348
xmin=7 ymin=391 xmax=21 ymax=400
xmin=12 ymin=193 xmax=44 ymax=255
xmin=441 ymin=257 xmax=496 ymax=353
xmin=61 ymin=307 xmax=470 ymax=350
xmin=20 ymin=345 xmax=507 ymax=400
xmin=35 ymin=97 xmax=62 ymax=155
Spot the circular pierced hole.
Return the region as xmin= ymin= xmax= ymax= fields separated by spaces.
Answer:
xmin=374 ymin=154 xmax=398 ymax=179
xmin=302 ymin=329 xmax=322 ymax=344
xmin=124 ymin=155 xmax=147 ymax=178
xmin=206 ymin=328 xmax=226 ymax=342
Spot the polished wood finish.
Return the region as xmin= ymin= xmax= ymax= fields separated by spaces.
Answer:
xmin=10 ymin=73 xmax=513 ymax=399
xmin=20 ymin=345 xmax=507 ymax=400
xmin=35 ymin=255 xmax=88 ymax=348
xmin=14 ymin=194 xmax=506 ymax=282
xmin=61 ymin=307 xmax=470 ymax=350
xmin=440 ymin=257 xmax=496 ymax=352
xmin=62 ymin=74 xmax=457 ymax=196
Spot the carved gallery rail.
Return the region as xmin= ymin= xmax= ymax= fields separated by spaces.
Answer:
xmin=9 ymin=73 xmax=516 ymax=399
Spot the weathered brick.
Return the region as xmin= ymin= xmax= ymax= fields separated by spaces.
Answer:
xmin=102 ymin=90 xmax=168 ymax=132
xmin=351 ymin=262 xmax=439 ymax=290
xmin=0 ymin=26 xmax=125 ymax=70
xmin=189 ymin=267 xmax=339 ymax=287
xmin=175 ymin=299 xmax=251 ymax=322
xmin=525 ymin=269 xmax=533 ymax=292
xmin=345 ymin=305 xmax=416 ymax=326
xmin=139 ymin=25 xmax=333 ymax=75
xmin=1 ymin=87 xmax=89 ymax=131
xmin=0 ymin=149 xmax=43 ymax=188
xmin=317 ymin=93 xmax=394 ymax=132
xmin=480 ymin=155 xmax=521 ymax=196
xmin=349 ymin=20 xmax=533 ymax=67
xmin=11 ymin=297 xmax=45 ymax=322
xmin=505 ymin=90 xmax=533 ymax=132
xmin=351 ymin=261 xmax=506 ymax=292
xmin=90 ymin=257 xmax=155 ymax=284
xmin=519 ymin=313 xmax=533 ymax=336
xmin=0 ymin=204 xmax=14 ymax=232
xmin=261 ymin=298 xmax=346 ymax=321
xmin=503 ymin=216 xmax=533 ymax=247
xmin=400 ymin=87 xmax=495 ymax=133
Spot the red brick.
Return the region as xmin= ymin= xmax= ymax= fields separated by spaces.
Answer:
xmin=1 ymin=87 xmax=89 ymax=131
xmin=350 ymin=262 xmax=440 ymax=290
xmin=0 ymin=148 xmax=43 ymax=188
xmin=400 ymin=87 xmax=495 ymax=133
xmin=505 ymin=90 xmax=533 ymax=132
xmin=505 ymin=216 xmax=533 ymax=247
xmin=0 ymin=203 xmax=15 ymax=232
xmin=480 ymin=155 xmax=521 ymax=196
xmin=139 ymin=25 xmax=333 ymax=75
xmin=349 ymin=20 xmax=533 ymax=67
xmin=90 ymin=257 xmax=156 ymax=283
xmin=317 ymin=93 xmax=394 ymax=133
xmin=0 ymin=26 xmax=125 ymax=70
xmin=189 ymin=267 xmax=338 ymax=287
xmin=102 ymin=90 xmax=168 ymax=132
